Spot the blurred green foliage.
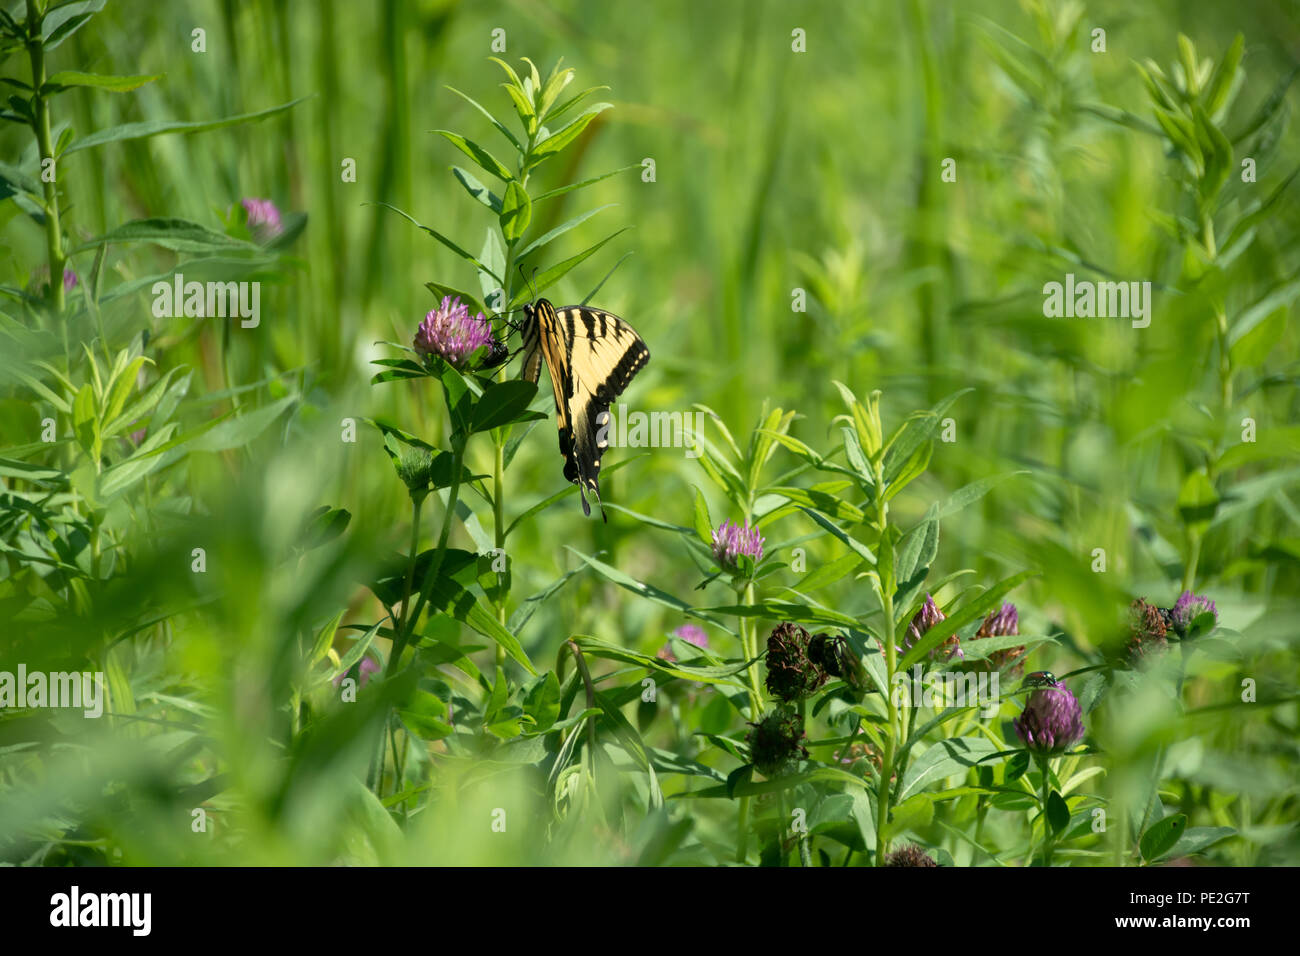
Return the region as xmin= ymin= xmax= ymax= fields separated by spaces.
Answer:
xmin=0 ymin=0 xmax=1297 ymax=866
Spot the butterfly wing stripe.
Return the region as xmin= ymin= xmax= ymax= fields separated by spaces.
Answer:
xmin=550 ymin=306 xmax=651 ymax=516
xmin=523 ymin=300 xmax=651 ymax=519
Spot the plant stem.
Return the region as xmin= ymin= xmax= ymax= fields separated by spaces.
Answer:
xmin=735 ymin=795 xmax=751 ymax=863
xmin=394 ymin=441 xmax=464 ymax=673
xmin=873 ymin=447 xmax=897 ymax=867
xmin=397 ymin=493 xmax=424 ymax=639
xmin=1038 ymin=755 xmax=1054 ymax=867
xmin=26 ymin=2 xmax=65 ymax=317
xmin=876 ymin=585 xmax=897 ymax=866
xmin=740 ymin=581 xmax=763 ymax=717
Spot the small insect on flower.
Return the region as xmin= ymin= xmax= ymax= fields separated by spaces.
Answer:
xmin=478 ymin=335 xmax=511 ymax=370
xmin=1021 ymin=671 xmax=1060 ymax=689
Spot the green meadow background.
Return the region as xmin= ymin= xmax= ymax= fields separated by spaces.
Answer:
xmin=1 ymin=0 xmax=1297 ymax=865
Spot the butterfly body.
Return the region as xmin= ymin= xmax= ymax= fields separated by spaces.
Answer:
xmin=517 ymin=298 xmax=650 ymax=519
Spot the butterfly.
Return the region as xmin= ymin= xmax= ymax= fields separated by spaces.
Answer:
xmin=515 ymin=297 xmax=650 ymax=520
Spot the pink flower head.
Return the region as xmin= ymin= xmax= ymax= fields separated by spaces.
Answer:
xmin=240 ymin=198 xmax=283 ymax=241
xmin=672 ymin=623 xmax=709 ymax=649
xmin=333 ymin=656 xmax=380 ymax=689
xmin=1014 ymin=684 xmax=1085 ymax=755
xmin=414 ymin=296 xmax=494 ymax=369
xmin=711 ymin=518 xmax=764 ymax=571
xmin=904 ymin=593 xmax=963 ymax=662
xmin=659 ymin=623 xmax=709 ymax=662
xmin=28 ymin=266 xmax=78 ymax=295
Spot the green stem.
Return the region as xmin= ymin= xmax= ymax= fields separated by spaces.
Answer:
xmin=397 ymin=494 xmax=424 ymax=639
xmin=1182 ymin=529 xmax=1202 ymax=593
xmin=26 ymin=2 xmax=65 ymax=317
xmin=874 ymin=453 xmax=896 ymax=867
xmin=735 ymin=795 xmax=751 ymax=864
xmin=394 ymin=440 xmax=464 ymax=674
xmin=740 ymin=581 xmax=763 ymax=718
xmin=1038 ymin=755 xmax=1054 ymax=867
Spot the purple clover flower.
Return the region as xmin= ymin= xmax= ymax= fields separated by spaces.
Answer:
xmin=711 ymin=518 xmax=764 ymax=572
xmin=28 ymin=266 xmax=78 ymax=295
xmin=1171 ymin=590 xmax=1217 ymax=635
xmin=970 ymin=602 xmax=1025 ymax=677
xmin=658 ymin=623 xmax=710 ymax=662
xmin=240 ymin=198 xmax=283 ymax=241
xmin=1014 ymin=683 xmax=1085 ymax=756
xmin=904 ymin=593 xmax=962 ymax=662
xmin=414 ymin=296 xmax=493 ymax=369
xmin=672 ymin=623 xmax=709 ymax=648
xmin=333 ymin=656 xmax=380 ymax=689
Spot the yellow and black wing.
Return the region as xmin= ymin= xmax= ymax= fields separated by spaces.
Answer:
xmin=519 ymin=298 xmax=650 ymax=519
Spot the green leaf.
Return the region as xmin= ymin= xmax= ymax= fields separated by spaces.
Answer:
xmin=40 ymin=0 xmax=105 ymax=50
xmin=766 ymin=484 xmax=864 ymax=525
xmin=433 ymin=130 xmax=513 ymax=182
xmin=72 ymin=383 xmax=96 ymax=457
xmin=472 ymin=379 xmax=537 ymax=432
xmin=310 ymin=610 xmax=346 ymax=666
xmin=935 ymin=472 xmax=1026 ymax=520
xmin=530 ymin=103 xmax=612 ymax=165
xmin=961 ymin=633 xmax=1056 ymax=662
xmin=45 ymin=71 xmax=160 ymax=93
xmin=531 ymin=164 xmax=639 ymax=204
xmin=882 ymin=793 xmax=934 ymax=841
xmin=1215 ymin=425 xmax=1300 ymax=471
xmin=522 ymin=672 xmax=561 ymax=733
xmin=398 ymin=689 xmax=453 ymax=740
xmin=427 ymin=575 xmax=536 ymax=675
xmin=507 ymin=229 xmax=628 ymax=309
xmin=574 ymin=636 xmax=748 ymax=688
xmin=300 ymin=507 xmax=351 ymax=551
xmin=1177 ymin=471 xmax=1220 ymax=528
xmin=1163 ymin=825 xmax=1236 ymax=861
xmin=897 ymin=570 xmax=1035 ymax=671
xmin=567 ymin=548 xmax=732 ymax=633
xmin=336 ymin=621 xmax=382 ymax=675
xmin=64 ymin=97 xmax=307 ymax=155
xmin=692 ymin=485 xmax=713 ymax=547
xmin=72 ymin=218 xmax=260 ymax=255
xmin=797 ymin=506 xmax=876 ymax=564
xmin=897 ymin=736 xmax=999 ymax=803
xmin=516 ymin=203 xmax=615 ymax=261
xmin=371 ymin=202 xmax=502 ymax=283
xmin=444 ymin=84 xmax=522 ymax=151
xmin=796 ymin=551 xmax=864 ymax=593
xmin=1046 ymin=790 xmax=1070 ymax=834
xmin=697 ymin=601 xmax=859 ymax=630
xmin=1203 ymin=34 xmax=1244 ymax=120
xmin=189 ymin=396 xmax=296 ymax=452
xmin=1139 ymin=813 xmax=1188 ymax=862
xmin=882 ymin=390 xmax=970 ymax=484
xmin=1004 ymin=751 xmax=1030 ymax=783
xmin=894 ymin=505 xmax=939 ymax=600
xmin=499 ymin=180 xmax=532 ymax=245
xmin=450 ymin=166 xmax=502 ymax=213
